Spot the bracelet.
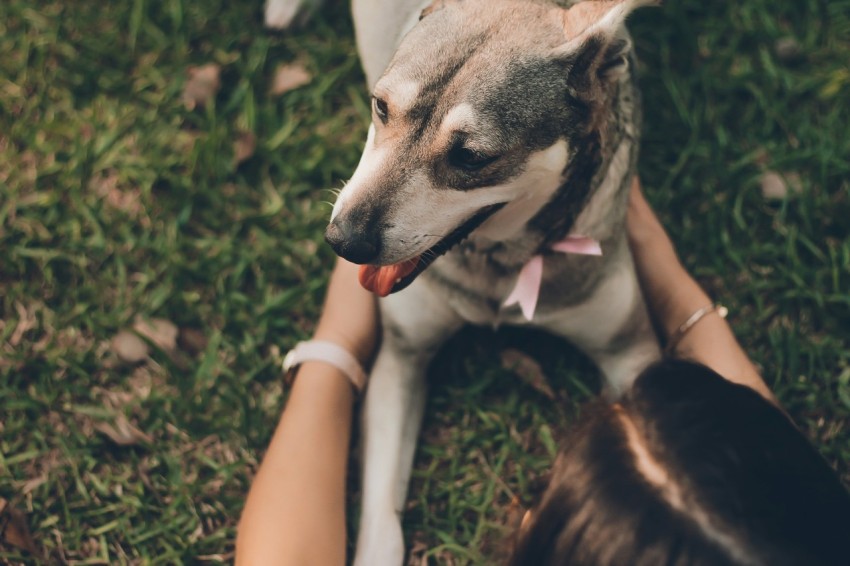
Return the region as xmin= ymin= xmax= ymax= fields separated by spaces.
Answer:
xmin=664 ymin=303 xmax=729 ymax=356
xmin=282 ymin=340 xmax=367 ymax=394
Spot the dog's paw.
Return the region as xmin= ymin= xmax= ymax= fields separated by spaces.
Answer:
xmin=263 ymin=0 xmax=320 ymax=29
xmin=354 ymin=515 xmax=405 ymax=566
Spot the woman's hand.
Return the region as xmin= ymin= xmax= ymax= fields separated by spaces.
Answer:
xmin=314 ymin=258 xmax=379 ymax=367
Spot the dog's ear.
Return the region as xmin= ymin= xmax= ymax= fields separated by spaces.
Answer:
xmin=552 ymin=0 xmax=658 ymax=86
xmin=420 ymin=0 xmax=460 ymax=20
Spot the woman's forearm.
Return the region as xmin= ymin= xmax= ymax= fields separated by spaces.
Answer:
xmin=236 ymin=362 xmax=354 ymax=566
xmin=626 ymin=180 xmax=774 ymax=401
xmin=648 ymin=263 xmax=774 ymax=401
xmin=237 ymin=258 xmax=376 ymax=565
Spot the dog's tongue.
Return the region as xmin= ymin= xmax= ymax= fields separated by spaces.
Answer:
xmin=358 ymin=259 xmax=419 ymax=297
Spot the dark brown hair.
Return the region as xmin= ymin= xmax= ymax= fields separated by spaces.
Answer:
xmin=510 ymin=359 xmax=850 ymax=566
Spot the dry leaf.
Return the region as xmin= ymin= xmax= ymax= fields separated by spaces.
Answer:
xmin=10 ymin=302 xmax=37 ymax=347
xmin=407 ymin=539 xmax=429 ymax=566
xmin=20 ymin=475 xmax=47 ymax=495
xmin=270 ymin=63 xmax=312 ymax=96
xmin=111 ymin=330 xmax=149 ymax=363
xmin=774 ymin=36 xmax=804 ymax=65
xmin=233 ymin=131 xmax=257 ymax=165
xmin=504 ymin=495 xmax=526 ymax=530
xmin=178 ymin=328 xmax=208 ymax=355
xmin=133 ymin=317 xmax=178 ymax=353
xmin=94 ymin=414 xmax=153 ymax=447
xmin=0 ymin=498 xmax=40 ymax=556
xmin=182 ymin=63 xmax=222 ymax=110
xmin=89 ymin=170 xmax=143 ymax=217
xmin=761 ymin=170 xmax=803 ymax=200
xmin=501 ymin=348 xmax=556 ymax=400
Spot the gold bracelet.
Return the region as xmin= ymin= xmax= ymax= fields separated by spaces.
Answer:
xmin=664 ymin=303 xmax=729 ymax=356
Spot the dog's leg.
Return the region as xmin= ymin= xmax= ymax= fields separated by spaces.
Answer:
xmin=540 ymin=252 xmax=660 ymax=397
xmin=351 ymin=0 xmax=427 ymax=88
xmin=355 ymin=280 xmax=463 ymax=566
xmin=264 ymin=0 xmax=322 ymax=29
xmin=593 ymin=308 xmax=659 ymax=398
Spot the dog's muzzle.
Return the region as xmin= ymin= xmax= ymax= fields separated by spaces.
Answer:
xmin=325 ymin=216 xmax=381 ymax=265
xmin=332 ymin=203 xmax=507 ymax=297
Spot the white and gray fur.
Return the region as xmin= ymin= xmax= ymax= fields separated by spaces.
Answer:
xmin=281 ymin=0 xmax=661 ymax=563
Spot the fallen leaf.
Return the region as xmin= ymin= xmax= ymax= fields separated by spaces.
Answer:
xmin=270 ymin=63 xmax=312 ymax=96
xmin=501 ymin=348 xmax=556 ymax=400
xmin=407 ymin=539 xmax=429 ymax=566
xmin=761 ymin=170 xmax=803 ymax=200
xmin=94 ymin=414 xmax=153 ymax=447
xmin=774 ymin=36 xmax=804 ymax=65
xmin=233 ymin=131 xmax=257 ymax=165
xmin=178 ymin=328 xmax=208 ymax=355
xmin=133 ymin=317 xmax=178 ymax=353
xmin=20 ymin=475 xmax=47 ymax=495
xmin=504 ymin=495 xmax=526 ymax=530
xmin=89 ymin=170 xmax=143 ymax=217
xmin=110 ymin=330 xmax=149 ymax=363
xmin=0 ymin=498 xmax=40 ymax=556
xmin=182 ymin=63 xmax=222 ymax=110
xmin=10 ymin=302 xmax=37 ymax=347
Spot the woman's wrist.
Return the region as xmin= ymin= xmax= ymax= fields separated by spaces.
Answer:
xmin=312 ymin=328 xmax=374 ymax=369
xmin=312 ymin=258 xmax=379 ymax=368
xmin=284 ymin=338 xmax=368 ymax=395
xmin=653 ymin=276 xmax=714 ymax=343
xmin=291 ymin=360 xmax=356 ymax=403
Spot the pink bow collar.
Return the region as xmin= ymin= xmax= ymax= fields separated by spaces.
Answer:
xmin=503 ymin=235 xmax=602 ymax=321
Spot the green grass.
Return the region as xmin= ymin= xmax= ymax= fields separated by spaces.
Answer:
xmin=1 ymin=0 xmax=848 ymax=563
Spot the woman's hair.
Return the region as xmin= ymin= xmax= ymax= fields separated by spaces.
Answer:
xmin=510 ymin=359 xmax=850 ymax=566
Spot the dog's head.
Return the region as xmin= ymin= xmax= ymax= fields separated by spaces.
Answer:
xmin=327 ymin=0 xmax=656 ymax=296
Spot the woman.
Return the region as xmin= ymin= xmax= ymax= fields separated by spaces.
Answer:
xmin=509 ymin=358 xmax=850 ymax=565
xmin=235 ymin=180 xmax=850 ymax=565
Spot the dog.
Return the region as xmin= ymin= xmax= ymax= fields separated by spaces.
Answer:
xmin=277 ymin=0 xmax=661 ymax=563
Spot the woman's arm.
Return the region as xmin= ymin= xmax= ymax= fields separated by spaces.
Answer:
xmin=626 ymin=178 xmax=775 ymax=402
xmin=235 ymin=259 xmax=378 ymax=566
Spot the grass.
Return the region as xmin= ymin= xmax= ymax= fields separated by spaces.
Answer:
xmin=0 ymin=0 xmax=848 ymax=563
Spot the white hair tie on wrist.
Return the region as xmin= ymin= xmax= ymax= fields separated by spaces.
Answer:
xmin=282 ymin=340 xmax=367 ymax=394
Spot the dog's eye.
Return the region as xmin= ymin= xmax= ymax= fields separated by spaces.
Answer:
xmin=449 ymin=146 xmax=499 ymax=171
xmin=373 ymin=97 xmax=389 ymax=123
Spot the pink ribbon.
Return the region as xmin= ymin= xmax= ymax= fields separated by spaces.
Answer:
xmin=503 ymin=235 xmax=602 ymax=321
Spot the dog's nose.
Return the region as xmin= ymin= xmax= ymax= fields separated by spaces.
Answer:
xmin=325 ymin=217 xmax=380 ymax=264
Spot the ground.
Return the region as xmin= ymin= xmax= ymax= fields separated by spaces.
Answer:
xmin=1 ymin=0 xmax=849 ymax=563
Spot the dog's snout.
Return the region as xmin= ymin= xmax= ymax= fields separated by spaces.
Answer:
xmin=325 ymin=217 xmax=381 ymax=264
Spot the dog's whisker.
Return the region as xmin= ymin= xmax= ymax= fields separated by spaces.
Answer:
xmin=319 ymin=182 xmax=347 ymax=198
